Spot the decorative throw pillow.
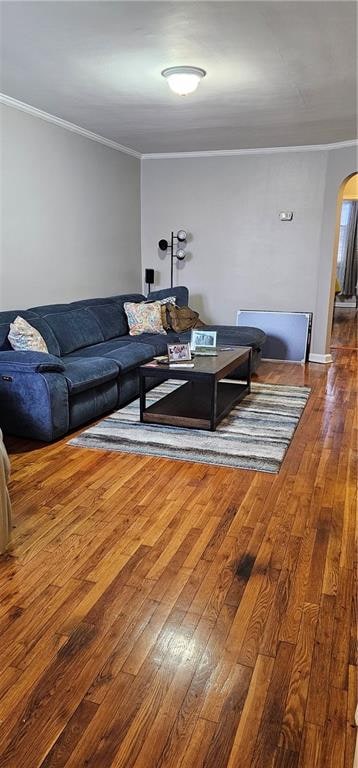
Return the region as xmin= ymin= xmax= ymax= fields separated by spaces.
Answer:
xmin=166 ymin=304 xmax=205 ymax=334
xmin=124 ymin=301 xmax=166 ymax=336
xmin=8 ymin=316 xmax=48 ymax=352
xmin=144 ymin=296 xmax=176 ymax=331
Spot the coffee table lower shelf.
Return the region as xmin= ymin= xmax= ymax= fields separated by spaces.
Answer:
xmin=140 ymin=380 xmax=249 ymax=431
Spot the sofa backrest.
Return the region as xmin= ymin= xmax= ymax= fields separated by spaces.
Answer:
xmin=71 ymin=294 xmax=145 ymax=340
xmin=0 ymin=293 xmax=146 ymax=356
xmin=0 ymin=290 xmax=190 ymax=355
xmin=0 ymin=310 xmax=61 ymax=355
xmin=147 ymin=286 xmax=189 ymax=307
xmin=29 ymin=294 xmax=146 ymax=355
xmin=30 ymin=305 xmax=105 ymax=355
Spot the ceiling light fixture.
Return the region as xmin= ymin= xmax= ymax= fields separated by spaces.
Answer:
xmin=161 ymin=66 xmax=206 ymax=96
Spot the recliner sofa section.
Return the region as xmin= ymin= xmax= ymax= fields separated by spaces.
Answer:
xmin=0 ymin=287 xmax=265 ymax=441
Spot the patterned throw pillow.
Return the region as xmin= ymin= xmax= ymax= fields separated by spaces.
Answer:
xmin=124 ymin=301 xmax=166 ymax=336
xmin=8 ymin=316 xmax=48 ymax=352
xmin=149 ymin=296 xmax=176 ymax=331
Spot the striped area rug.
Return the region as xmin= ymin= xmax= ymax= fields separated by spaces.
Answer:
xmin=69 ymin=380 xmax=310 ymax=473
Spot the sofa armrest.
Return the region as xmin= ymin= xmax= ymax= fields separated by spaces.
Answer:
xmin=0 ymin=350 xmax=65 ymax=373
xmin=0 ymin=368 xmax=69 ymax=442
xmin=0 ymin=352 xmax=69 ymax=441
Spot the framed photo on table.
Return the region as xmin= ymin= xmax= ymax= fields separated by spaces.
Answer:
xmin=167 ymin=342 xmax=192 ymax=363
xmin=190 ymin=329 xmax=217 ymax=352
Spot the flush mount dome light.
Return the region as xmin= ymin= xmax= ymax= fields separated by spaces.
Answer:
xmin=161 ymin=66 xmax=206 ymax=95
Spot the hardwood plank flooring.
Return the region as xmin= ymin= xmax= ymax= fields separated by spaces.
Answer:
xmin=0 ymin=348 xmax=356 ymax=767
xmin=331 ymin=307 xmax=357 ymax=349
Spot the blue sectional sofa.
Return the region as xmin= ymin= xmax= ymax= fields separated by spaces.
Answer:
xmin=0 ymin=286 xmax=265 ymax=441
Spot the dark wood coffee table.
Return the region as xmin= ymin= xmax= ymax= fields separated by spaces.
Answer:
xmin=139 ymin=347 xmax=251 ymax=431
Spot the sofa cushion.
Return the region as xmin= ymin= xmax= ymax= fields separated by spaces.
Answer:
xmin=0 ymin=310 xmax=61 ymax=356
xmin=72 ymin=294 xmax=145 ymax=339
xmin=120 ymin=333 xmax=180 ymax=355
xmin=68 ymin=334 xmax=175 ymax=358
xmin=0 ymin=311 xmax=29 ymax=350
xmin=109 ymin=294 xmax=146 ymax=335
xmin=62 ymin=357 xmax=119 ymax=394
xmin=25 ymin=316 xmax=61 ymax=356
xmin=32 ymin=308 xmax=105 ymax=355
xmin=64 ymin=338 xmax=137 ymax=359
xmin=102 ymin=342 xmax=156 ymax=373
xmin=179 ymin=325 xmax=266 ymax=352
xmin=86 ymin=303 xmax=127 ymax=341
xmin=69 ymin=381 xmax=118 ymax=429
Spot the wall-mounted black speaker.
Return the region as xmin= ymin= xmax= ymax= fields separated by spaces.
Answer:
xmin=145 ymin=268 xmax=154 ymax=284
xmin=145 ymin=268 xmax=155 ymax=294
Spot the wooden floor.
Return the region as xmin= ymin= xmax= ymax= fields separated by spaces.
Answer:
xmin=331 ymin=306 xmax=357 ymax=349
xmin=0 ymin=349 xmax=356 ymax=768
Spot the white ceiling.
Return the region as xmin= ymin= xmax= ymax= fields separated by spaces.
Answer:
xmin=0 ymin=1 xmax=357 ymax=154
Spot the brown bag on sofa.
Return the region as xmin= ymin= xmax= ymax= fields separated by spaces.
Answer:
xmin=160 ymin=305 xmax=171 ymax=331
xmin=166 ymin=304 xmax=205 ymax=333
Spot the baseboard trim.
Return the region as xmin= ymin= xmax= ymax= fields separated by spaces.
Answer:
xmin=309 ymin=353 xmax=333 ymax=364
xmin=261 ymin=358 xmax=305 ymax=364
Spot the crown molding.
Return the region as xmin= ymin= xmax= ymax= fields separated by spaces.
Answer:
xmin=142 ymin=139 xmax=358 ymax=160
xmin=1 ymin=93 xmax=356 ymax=161
xmin=0 ymin=94 xmax=141 ymax=159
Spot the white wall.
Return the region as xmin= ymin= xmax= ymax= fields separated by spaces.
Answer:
xmin=0 ymin=104 xmax=141 ymax=309
xmin=2 ymin=101 xmax=355 ymax=356
xmin=141 ymin=146 xmax=357 ymax=356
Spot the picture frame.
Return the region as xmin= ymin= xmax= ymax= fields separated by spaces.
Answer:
xmin=190 ymin=329 xmax=217 ymax=351
xmin=167 ymin=342 xmax=192 ymax=362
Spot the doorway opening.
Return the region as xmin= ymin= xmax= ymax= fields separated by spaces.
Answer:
xmin=330 ymin=173 xmax=357 ymax=351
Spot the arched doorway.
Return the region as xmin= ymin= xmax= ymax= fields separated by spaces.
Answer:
xmin=329 ymin=172 xmax=357 ymax=350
